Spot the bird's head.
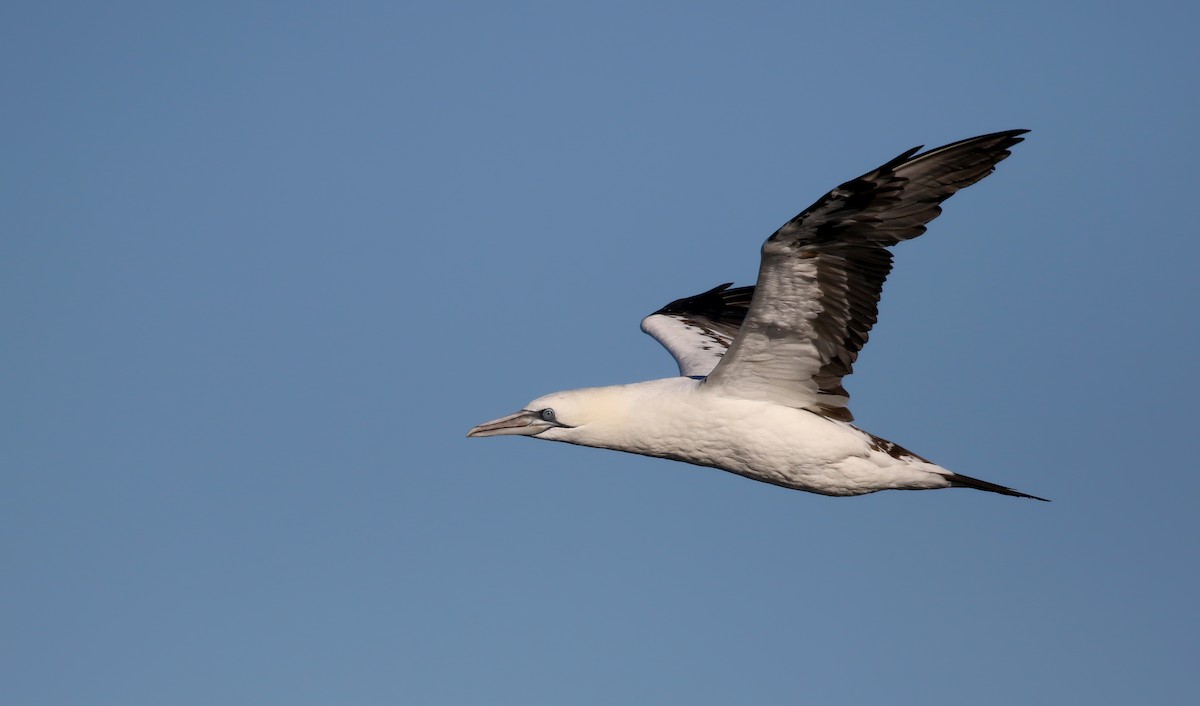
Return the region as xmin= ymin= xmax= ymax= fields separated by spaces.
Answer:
xmin=466 ymin=387 xmax=625 ymax=442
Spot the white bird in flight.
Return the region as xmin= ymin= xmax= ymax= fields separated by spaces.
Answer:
xmin=469 ymin=130 xmax=1047 ymax=501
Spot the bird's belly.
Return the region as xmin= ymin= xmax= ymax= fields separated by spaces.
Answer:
xmin=616 ymin=400 xmax=882 ymax=495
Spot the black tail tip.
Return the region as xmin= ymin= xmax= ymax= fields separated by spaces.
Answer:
xmin=948 ymin=473 xmax=1050 ymax=502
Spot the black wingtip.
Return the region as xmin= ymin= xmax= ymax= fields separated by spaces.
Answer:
xmin=654 ymin=283 xmax=755 ymax=320
xmin=948 ymin=472 xmax=1050 ymax=502
xmin=987 ymin=128 xmax=1031 ymax=149
xmin=880 ymin=130 xmax=1030 ymax=173
xmin=955 ymin=128 xmax=1031 ymax=155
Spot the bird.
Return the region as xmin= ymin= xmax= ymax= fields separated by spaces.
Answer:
xmin=468 ymin=130 xmax=1047 ymax=501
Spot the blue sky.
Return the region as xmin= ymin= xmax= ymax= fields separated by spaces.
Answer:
xmin=3 ymin=2 xmax=1198 ymax=704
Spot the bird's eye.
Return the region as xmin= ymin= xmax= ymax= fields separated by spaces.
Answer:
xmin=540 ymin=408 xmax=556 ymax=422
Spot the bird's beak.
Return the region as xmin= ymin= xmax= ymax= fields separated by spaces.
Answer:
xmin=466 ymin=410 xmax=553 ymax=438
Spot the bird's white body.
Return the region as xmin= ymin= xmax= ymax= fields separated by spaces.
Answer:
xmin=531 ymin=378 xmax=952 ymax=496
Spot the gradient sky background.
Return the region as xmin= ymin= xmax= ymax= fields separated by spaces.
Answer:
xmin=4 ymin=2 xmax=1199 ymax=704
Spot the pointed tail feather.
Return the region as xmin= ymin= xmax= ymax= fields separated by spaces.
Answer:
xmin=947 ymin=472 xmax=1050 ymax=501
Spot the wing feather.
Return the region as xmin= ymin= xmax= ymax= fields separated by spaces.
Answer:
xmin=704 ymin=130 xmax=1028 ymax=420
xmin=640 ymin=283 xmax=754 ymax=377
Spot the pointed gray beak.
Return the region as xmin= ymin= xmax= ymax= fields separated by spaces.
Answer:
xmin=466 ymin=410 xmax=553 ymax=438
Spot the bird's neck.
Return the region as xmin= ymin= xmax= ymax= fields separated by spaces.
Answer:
xmin=547 ymin=377 xmax=702 ymax=454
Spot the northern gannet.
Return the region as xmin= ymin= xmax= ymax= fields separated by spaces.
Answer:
xmin=469 ymin=130 xmax=1047 ymax=500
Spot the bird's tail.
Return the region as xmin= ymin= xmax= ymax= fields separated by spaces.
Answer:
xmin=947 ymin=472 xmax=1050 ymax=501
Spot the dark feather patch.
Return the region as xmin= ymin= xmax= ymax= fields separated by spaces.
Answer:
xmin=654 ymin=283 xmax=755 ymax=329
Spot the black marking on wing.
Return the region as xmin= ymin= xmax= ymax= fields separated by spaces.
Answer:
xmin=652 ymin=282 xmax=755 ymax=340
xmin=866 ymin=430 xmax=932 ymax=463
xmin=805 ymin=245 xmax=894 ymax=413
xmin=771 ymin=130 xmax=1028 ymax=250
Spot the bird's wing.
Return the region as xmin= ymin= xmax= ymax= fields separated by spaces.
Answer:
xmin=704 ymin=130 xmax=1028 ymax=421
xmin=640 ymin=283 xmax=755 ymax=377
